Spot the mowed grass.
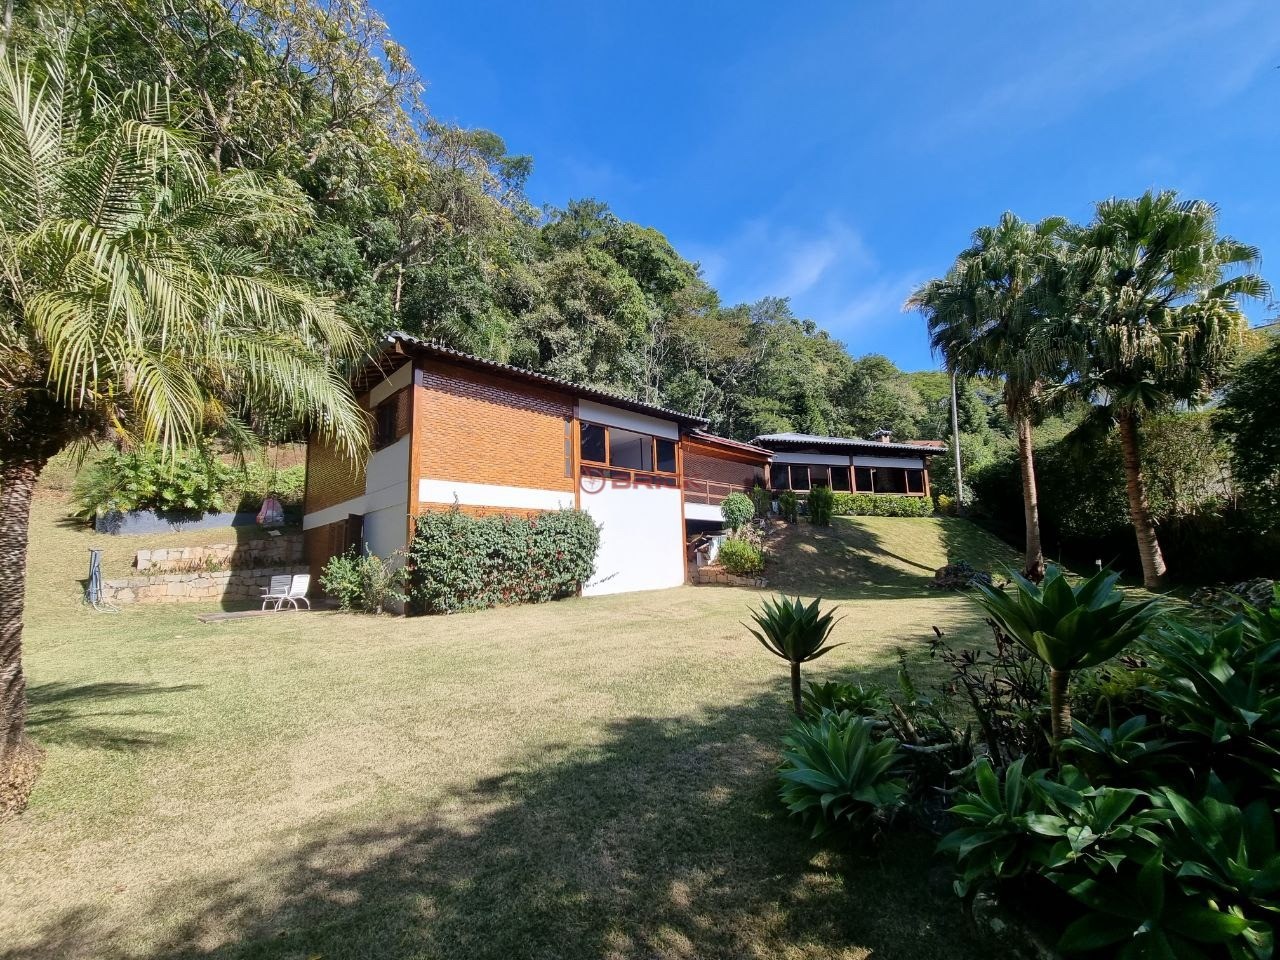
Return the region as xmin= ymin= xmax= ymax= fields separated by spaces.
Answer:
xmin=0 ymin=494 xmax=1019 ymax=960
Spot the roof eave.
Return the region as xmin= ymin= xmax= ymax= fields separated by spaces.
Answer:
xmin=383 ymin=333 xmax=710 ymax=427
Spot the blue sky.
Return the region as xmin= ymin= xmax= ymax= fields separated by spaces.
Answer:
xmin=381 ymin=0 xmax=1280 ymax=370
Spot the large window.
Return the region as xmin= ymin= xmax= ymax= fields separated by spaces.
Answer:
xmin=578 ymin=421 xmax=678 ymax=475
xmin=769 ymin=462 xmax=925 ymax=494
xmin=580 ymin=422 xmax=607 ymax=463
xmin=656 ymin=438 xmax=677 ymax=473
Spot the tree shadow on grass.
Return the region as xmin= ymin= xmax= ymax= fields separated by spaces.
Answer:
xmin=768 ymin=521 xmax=939 ymax=600
xmin=26 ymin=681 xmax=200 ymax=751
xmin=4 ymin=686 xmax=982 ymax=960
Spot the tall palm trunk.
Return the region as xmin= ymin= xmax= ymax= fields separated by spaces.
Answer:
xmin=1048 ymin=667 xmax=1071 ymax=746
xmin=1015 ymin=415 xmax=1045 ymax=583
xmin=1116 ymin=410 xmax=1166 ymax=591
xmin=790 ymin=661 xmax=802 ymax=717
xmin=0 ymin=457 xmax=42 ymax=816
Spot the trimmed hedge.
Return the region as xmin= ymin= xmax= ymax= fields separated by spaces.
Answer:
xmin=831 ymin=492 xmax=934 ymax=518
xmin=407 ymin=507 xmax=600 ymax=614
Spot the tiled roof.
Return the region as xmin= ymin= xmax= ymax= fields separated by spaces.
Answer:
xmin=686 ymin=429 xmax=773 ymax=458
xmin=381 ymin=333 xmax=710 ymax=426
xmin=751 ymin=432 xmax=947 ymax=455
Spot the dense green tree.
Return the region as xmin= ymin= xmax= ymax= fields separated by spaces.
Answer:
xmin=0 ymin=36 xmax=364 ymax=811
xmin=908 ymin=213 xmax=1067 ymax=581
xmin=1060 ymin=192 xmax=1265 ymax=589
xmin=1217 ymin=335 xmax=1280 ymax=529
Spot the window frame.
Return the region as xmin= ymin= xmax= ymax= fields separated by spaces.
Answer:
xmin=577 ymin=420 xmax=679 ymax=476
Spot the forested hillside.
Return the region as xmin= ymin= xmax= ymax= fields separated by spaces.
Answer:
xmin=9 ymin=0 xmax=997 ymax=458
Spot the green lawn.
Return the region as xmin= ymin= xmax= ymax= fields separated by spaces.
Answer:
xmin=1 ymin=494 xmax=1020 ymax=960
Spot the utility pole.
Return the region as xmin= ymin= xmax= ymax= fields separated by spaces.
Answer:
xmin=950 ymin=369 xmax=964 ymax=511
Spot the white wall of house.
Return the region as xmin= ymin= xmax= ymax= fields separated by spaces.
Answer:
xmin=684 ymin=502 xmax=723 ymax=523
xmin=303 ymin=434 xmax=411 ymax=561
xmin=582 ymin=479 xmax=685 ymax=596
xmin=418 ymin=479 xmax=574 ymax=511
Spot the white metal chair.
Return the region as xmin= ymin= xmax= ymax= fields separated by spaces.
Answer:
xmin=261 ymin=574 xmax=292 ymax=610
xmin=277 ymin=574 xmax=311 ymax=610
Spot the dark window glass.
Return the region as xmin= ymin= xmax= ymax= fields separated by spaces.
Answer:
xmin=769 ymin=463 xmax=789 ymax=489
xmin=608 ymin=428 xmax=653 ymax=470
xmin=874 ymin=468 xmax=907 ymax=494
xmin=580 ymin=422 xmax=606 ymax=463
xmin=790 ymin=466 xmax=811 ymax=491
xmin=854 ymin=466 xmax=873 ymax=491
xmin=906 ymin=469 xmax=925 ymax=494
xmin=831 ymin=467 xmax=851 ymax=491
xmin=810 ymin=466 xmax=830 ymax=488
xmin=656 ymin=438 xmax=677 ymax=473
xmin=373 ymin=401 xmax=397 ymax=449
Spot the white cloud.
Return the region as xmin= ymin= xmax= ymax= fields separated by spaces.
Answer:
xmin=932 ymin=0 xmax=1265 ymax=140
xmin=684 ymin=216 xmax=927 ymax=350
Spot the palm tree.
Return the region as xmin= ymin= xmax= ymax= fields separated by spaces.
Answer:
xmin=0 ymin=39 xmax=366 ymax=812
xmin=1059 ymin=192 xmax=1267 ymax=590
xmin=907 ymin=213 xmax=1066 ymax=582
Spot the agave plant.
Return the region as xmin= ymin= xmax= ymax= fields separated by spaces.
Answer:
xmin=800 ymin=679 xmax=889 ymax=721
xmin=1144 ymin=611 xmax=1280 ymax=796
xmin=973 ymin=567 xmax=1161 ymax=746
xmin=747 ymin=595 xmax=844 ymax=715
xmin=777 ymin=711 xmax=908 ymax=837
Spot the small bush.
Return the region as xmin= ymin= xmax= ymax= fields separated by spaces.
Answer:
xmin=831 ymin=492 xmax=933 ymax=518
xmin=320 ymin=549 xmax=407 ymax=614
xmin=720 ymin=492 xmax=754 ymax=531
xmin=935 ymin=493 xmax=957 ymax=515
xmin=74 ymin=446 xmax=235 ymax=518
xmin=778 ymin=711 xmax=908 ymax=837
xmin=750 ymin=483 xmax=772 ymax=518
xmin=808 ymin=485 xmax=834 ymax=525
xmin=801 ymin=679 xmax=889 ymax=720
xmin=778 ymin=490 xmax=799 ymax=523
xmin=407 ymin=507 xmax=599 ymax=614
xmin=717 ymin=537 xmax=764 ymax=577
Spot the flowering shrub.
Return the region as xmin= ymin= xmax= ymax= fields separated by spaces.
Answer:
xmin=407 ymin=507 xmax=599 ymax=614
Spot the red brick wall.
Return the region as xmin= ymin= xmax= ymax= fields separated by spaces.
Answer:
xmin=683 ymin=448 xmax=765 ymax=490
xmin=414 ymin=360 xmax=575 ymax=505
xmin=304 ymin=434 xmax=366 ymax=513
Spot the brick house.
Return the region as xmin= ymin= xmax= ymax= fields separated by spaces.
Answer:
xmin=303 ymin=334 xmax=771 ymax=597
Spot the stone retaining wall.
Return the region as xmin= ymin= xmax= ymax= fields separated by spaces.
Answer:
xmin=692 ymin=565 xmax=767 ymax=588
xmin=100 ymin=565 xmax=309 ymax=605
xmin=135 ymin=533 xmax=304 ymax=573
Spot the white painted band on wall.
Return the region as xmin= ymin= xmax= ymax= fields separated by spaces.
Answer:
xmin=849 ymin=454 xmax=925 ymax=469
xmin=772 ymin=451 xmax=851 ymax=466
xmin=576 ymin=399 xmax=679 ymax=441
xmin=369 ymin=361 xmax=413 ymax=407
xmin=684 ymin=502 xmax=724 ymax=522
xmin=304 ymin=495 xmax=368 ymax=530
xmin=418 ymin=479 xmax=575 ymax=511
